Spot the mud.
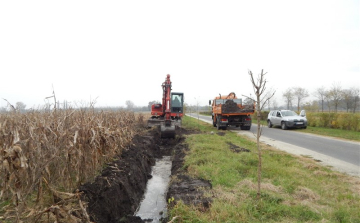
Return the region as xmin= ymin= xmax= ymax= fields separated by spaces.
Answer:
xmin=221 ymin=100 xmax=254 ymax=113
xmin=166 ymin=139 xmax=212 ymax=211
xmin=226 ymin=142 xmax=250 ymax=153
xmin=221 ymin=100 xmax=242 ymax=113
xmin=79 ymin=127 xmax=211 ymax=223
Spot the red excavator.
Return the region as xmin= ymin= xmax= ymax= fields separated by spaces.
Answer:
xmin=147 ymin=74 xmax=184 ymax=138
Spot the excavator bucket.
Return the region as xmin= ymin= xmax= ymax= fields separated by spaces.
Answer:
xmin=147 ymin=118 xmax=164 ymax=128
xmin=173 ymin=119 xmax=182 ymax=127
xmin=160 ymin=121 xmax=176 ymax=138
xmin=147 ymin=117 xmax=181 ymax=128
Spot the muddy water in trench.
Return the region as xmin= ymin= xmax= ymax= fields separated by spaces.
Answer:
xmin=135 ymin=156 xmax=172 ymax=222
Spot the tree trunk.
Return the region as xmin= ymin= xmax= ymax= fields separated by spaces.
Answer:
xmin=256 ymin=101 xmax=261 ymax=199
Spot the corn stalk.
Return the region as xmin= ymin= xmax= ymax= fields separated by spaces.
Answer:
xmin=0 ymin=108 xmax=147 ymax=222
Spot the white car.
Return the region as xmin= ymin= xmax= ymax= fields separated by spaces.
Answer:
xmin=267 ymin=110 xmax=307 ymax=130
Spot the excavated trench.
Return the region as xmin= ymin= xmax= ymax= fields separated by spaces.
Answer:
xmin=135 ymin=156 xmax=172 ymax=222
xmin=79 ymin=127 xmax=212 ymax=223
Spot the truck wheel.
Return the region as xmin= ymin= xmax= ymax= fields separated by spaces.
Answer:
xmin=212 ymin=116 xmax=216 ymax=127
xmin=216 ymin=116 xmax=222 ymax=130
xmin=267 ymin=120 xmax=273 ymax=128
xmin=281 ymin=122 xmax=288 ymax=130
xmin=222 ymin=126 xmax=227 ymax=130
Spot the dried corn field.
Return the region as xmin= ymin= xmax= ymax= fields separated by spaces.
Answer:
xmin=0 ymin=109 xmax=148 ymax=222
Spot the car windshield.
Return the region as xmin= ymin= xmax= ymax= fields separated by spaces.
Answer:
xmin=282 ymin=111 xmax=298 ymax=116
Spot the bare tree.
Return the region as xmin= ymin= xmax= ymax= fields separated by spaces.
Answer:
xmin=125 ymin=100 xmax=135 ymax=111
xmin=282 ymin=88 xmax=294 ymax=110
xmin=272 ymin=99 xmax=278 ymax=110
xmin=324 ymin=91 xmax=332 ymax=112
xmin=352 ymin=87 xmax=360 ymax=113
xmin=248 ymin=69 xmax=275 ymax=200
xmin=293 ymin=87 xmax=309 ymax=113
xmin=343 ymin=87 xmax=360 ymax=113
xmin=148 ymin=100 xmax=160 ymax=111
xmin=314 ymin=86 xmax=327 ymax=112
xmin=303 ymin=100 xmax=319 ymax=112
xmin=264 ymin=87 xmax=275 ymax=111
xmin=328 ymin=83 xmax=343 ymax=112
xmin=15 ymin=102 xmax=27 ymax=112
xmin=341 ymin=89 xmax=354 ymax=112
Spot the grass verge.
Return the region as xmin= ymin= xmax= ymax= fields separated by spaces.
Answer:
xmin=299 ymin=126 xmax=360 ymax=142
xmin=168 ymin=116 xmax=360 ymax=222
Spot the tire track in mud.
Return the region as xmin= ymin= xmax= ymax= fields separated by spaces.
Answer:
xmin=79 ymin=127 xmax=211 ymax=223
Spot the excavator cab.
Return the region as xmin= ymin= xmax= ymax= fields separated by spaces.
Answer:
xmin=171 ymin=92 xmax=184 ymax=116
xmin=161 ymin=92 xmax=184 ymax=138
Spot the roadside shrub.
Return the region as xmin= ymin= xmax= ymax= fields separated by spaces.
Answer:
xmin=350 ymin=114 xmax=360 ymax=131
xmin=306 ymin=112 xmax=360 ymax=131
xmin=261 ymin=111 xmax=269 ymax=120
xmin=336 ymin=113 xmax=360 ymax=131
xmin=317 ymin=112 xmax=337 ymax=128
xmin=250 ymin=111 xmax=269 ymax=121
xmin=305 ymin=113 xmax=317 ymax=127
xmin=337 ymin=113 xmax=351 ymax=130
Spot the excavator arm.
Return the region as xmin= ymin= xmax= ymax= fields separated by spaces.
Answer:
xmin=160 ymin=75 xmax=175 ymax=138
xmin=148 ymin=74 xmax=183 ymax=138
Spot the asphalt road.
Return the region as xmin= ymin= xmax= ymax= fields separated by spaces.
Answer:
xmin=187 ymin=113 xmax=360 ymax=176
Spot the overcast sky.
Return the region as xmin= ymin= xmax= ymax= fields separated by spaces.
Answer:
xmin=1 ymin=0 xmax=359 ymax=109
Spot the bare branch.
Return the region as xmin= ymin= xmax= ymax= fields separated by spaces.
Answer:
xmin=260 ymin=91 xmax=276 ymax=111
xmin=2 ymin=98 xmax=16 ymax=111
xmin=242 ymin=94 xmax=256 ymax=102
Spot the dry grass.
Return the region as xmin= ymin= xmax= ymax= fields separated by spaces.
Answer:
xmin=0 ymin=108 xmax=147 ymax=222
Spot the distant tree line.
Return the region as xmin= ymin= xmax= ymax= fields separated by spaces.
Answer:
xmin=280 ymin=83 xmax=359 ymax=113
xmin=2 ymin=83 xmax=358 ymax=114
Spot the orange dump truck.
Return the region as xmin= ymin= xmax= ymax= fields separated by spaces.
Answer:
xmin=209 ymin=92 xmax=255 ymax=130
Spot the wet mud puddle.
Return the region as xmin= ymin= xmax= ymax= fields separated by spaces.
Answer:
xmin=135 ymin=156 xmax=172 ymax=222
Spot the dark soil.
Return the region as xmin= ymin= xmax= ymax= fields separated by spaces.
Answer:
xmin=166 ymin=137 xmax=212 ymax=212
xmin=221 ymin=100 xmax=255 ymax=113
xmin=222 ymin=100 xmax=242 ymax=113
xmin=79 ymin=127 xmax=211 ymax=223
xmin=226 ymin=142 xmax=250 ymax=153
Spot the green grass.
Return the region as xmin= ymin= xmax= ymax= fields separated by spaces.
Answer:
xmin=168 ymin=116 xmax=360 ymax=222
xmin=300 ymin=126 xmax=360 ymax=141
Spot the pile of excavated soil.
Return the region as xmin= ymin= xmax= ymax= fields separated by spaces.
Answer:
xmin=222 ymin=100 xmax=241 ymax=113
xmin=79 ymin=127 xmax=211 ymax=223
xmin=166 ymin=141 xmax=212 ymax=211
xmin=221 ymin=100 xmax=254 ymax=113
